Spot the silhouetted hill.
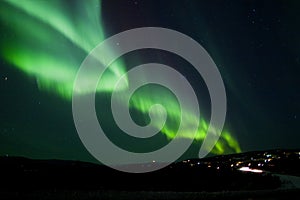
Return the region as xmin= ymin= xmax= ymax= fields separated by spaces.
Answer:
xmin=1 ymin=149 xmax=300 ymax=199
xmin=1 ymin=149 xmax=300 ymax=191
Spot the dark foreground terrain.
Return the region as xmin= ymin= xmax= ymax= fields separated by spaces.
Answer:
xmin=1 ymin=149 xmax=300 ymax=199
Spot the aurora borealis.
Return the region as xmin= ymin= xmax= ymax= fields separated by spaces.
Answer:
xmin=1 ymin=0 xmax=299 ymax=164
xmin=0 ymin=0 xmax=129 ymax=99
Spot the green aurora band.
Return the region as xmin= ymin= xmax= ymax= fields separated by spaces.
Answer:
xmin=0 ymin=0 xmax=127 ymax=98
xmin=130 ymin=86 xmax=241 ymax=154
xmin=0 ymin=0 xmax=241 ymax=156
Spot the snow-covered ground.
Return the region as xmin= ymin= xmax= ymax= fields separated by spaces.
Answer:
xmin=275 ymin=174 xmax=300 ymax=189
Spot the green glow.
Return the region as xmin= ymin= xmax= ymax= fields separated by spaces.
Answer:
xmin=0 ymin=0 xmax=241 ymax=155
xmin=0 ymin=0 xmax=127 ymax=99
xmin=130 ymin=86 xmax=241 ymax=154
xmin=5 ymin=0 xmax=104 ymax=53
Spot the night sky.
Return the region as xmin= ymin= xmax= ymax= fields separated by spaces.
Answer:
xmin=0 ymin=0 xmax=299 ymax=164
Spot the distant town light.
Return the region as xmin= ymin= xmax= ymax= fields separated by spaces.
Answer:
xmin=238 ymin=167 xmax=263 ymax=173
